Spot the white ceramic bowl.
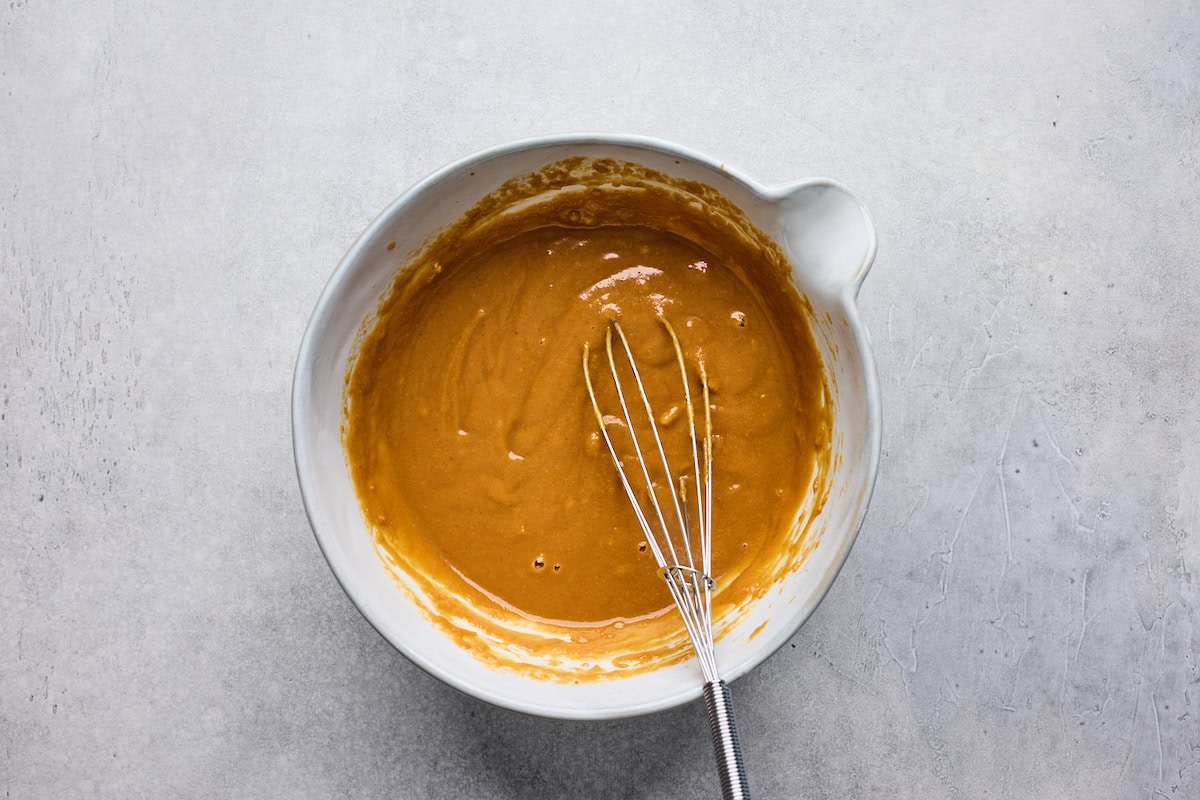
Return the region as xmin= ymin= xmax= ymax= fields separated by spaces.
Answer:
xmin=292 ymin=134 xmax=880 ymax=719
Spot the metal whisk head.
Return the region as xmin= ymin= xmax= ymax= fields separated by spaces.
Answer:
xmin=582 ymin=317 xmax=719 ymax=679
xmin=583 ymin=317 xmax=750 ymax=799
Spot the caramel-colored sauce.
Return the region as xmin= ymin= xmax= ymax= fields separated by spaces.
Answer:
xmin=343 ymin=159 xmax=831 ymax=680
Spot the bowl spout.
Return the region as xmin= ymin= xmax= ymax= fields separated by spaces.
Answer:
xmin=776 ymin=181 xmax=877 ymax=296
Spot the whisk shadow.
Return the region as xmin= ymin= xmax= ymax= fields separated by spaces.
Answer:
xmin=443 ymin=690 xmax=721 ymax=799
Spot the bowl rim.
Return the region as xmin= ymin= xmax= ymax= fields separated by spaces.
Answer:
xmin=292 ymin=132 xmax=881 ymax=719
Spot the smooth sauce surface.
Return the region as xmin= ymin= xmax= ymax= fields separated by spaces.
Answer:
xmin=344 ymin=164 xmax=831 ymax=678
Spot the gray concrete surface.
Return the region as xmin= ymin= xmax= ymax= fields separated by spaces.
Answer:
xmin=2 ymin=1 xmax=1197 ymax=797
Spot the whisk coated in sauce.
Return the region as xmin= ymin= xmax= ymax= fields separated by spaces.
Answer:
xmin=584 ymin=319 xmax=717 ymax=678
xmin=583 ymin=318 xmax=750 ymax=799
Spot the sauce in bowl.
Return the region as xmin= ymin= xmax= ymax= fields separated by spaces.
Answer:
xmin=342 ymin=158 xmax=832 ymax=680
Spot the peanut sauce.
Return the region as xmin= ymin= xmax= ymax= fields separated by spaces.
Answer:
xmin=343 ymin=159 xmax=832 ymax=680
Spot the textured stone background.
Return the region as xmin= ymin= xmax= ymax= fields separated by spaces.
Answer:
xmin=2 ymin=1 xmax=1197 ymax=797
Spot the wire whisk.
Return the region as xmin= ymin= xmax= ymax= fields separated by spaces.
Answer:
xmin=583 ymin=317 xmax=751 ymax=800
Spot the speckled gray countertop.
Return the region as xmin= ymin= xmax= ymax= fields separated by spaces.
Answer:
xmin=2 ymin=2 xmax=1197 ymax=798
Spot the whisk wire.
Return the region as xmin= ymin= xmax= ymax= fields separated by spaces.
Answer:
xmin=606 ymin=322 xmax=693 ymax=573
xmin=581 ymin=341 xmax=670 ymax=571
xmin=662 ymin=320 xmax=706 ymax=581
xmin=663 ymin=319 xmax=717 ymax=649
xmin=701 ymin=373 xmax=715 ymax=642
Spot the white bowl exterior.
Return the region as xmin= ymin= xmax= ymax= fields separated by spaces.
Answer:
xmin=293 ymin=135 xmax=880 ymax=719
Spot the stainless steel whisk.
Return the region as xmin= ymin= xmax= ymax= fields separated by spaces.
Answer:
xmin=583 ymin=318 xmax=751 ymax=800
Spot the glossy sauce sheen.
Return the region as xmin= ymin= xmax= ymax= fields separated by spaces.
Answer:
xmin=344 ymin=166 xmax=831 ymax=679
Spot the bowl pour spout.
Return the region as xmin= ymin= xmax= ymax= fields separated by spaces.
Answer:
xmin=775 ymin=181 xmax=877 ymax=297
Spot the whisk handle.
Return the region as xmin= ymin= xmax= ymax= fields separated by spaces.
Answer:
xmin=703 ymin=679 xmax=751 ymax=800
